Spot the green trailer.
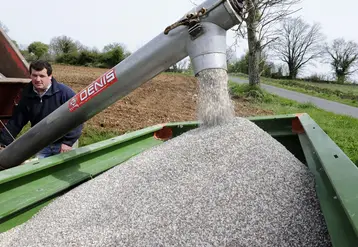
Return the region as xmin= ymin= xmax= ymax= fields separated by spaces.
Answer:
xmin=0 ymin=113 xmax=357 ymax=246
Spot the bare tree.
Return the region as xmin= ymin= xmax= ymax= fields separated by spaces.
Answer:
xmin=271 ymin=17 xmax=325 ymax=79
xmin=325 ymin=38 xmax=358 ymax=83
xmin=226 ymin=45 xmax=237 ymax=64
xmin=234 ymin=0 xmax=301 ymax=85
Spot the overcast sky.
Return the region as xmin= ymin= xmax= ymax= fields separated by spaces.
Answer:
xmin=2 ymin=0 xmax=358 ymax=80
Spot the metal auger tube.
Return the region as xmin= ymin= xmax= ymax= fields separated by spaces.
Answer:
xmin=0 ymin=0 xmax=243 ymax=170
xmin=186 ymin=22 xmax=227 ymax=75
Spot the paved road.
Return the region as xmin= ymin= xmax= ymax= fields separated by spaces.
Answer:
xmin=229 ymin=76 xmax=358 ymax=119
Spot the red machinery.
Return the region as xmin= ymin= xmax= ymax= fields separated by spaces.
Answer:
xmin=0 ymin=27 xmax=30 ymax=124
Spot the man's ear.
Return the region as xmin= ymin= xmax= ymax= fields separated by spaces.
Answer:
xmin=49 ymin=75 xmax=53 ymax=80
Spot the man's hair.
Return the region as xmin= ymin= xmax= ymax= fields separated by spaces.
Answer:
xmin=29 ymin=60 xmax=52 ymax=76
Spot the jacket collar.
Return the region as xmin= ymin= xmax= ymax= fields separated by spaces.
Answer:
xmin=23 ymin=77 xmax=61 ymax=98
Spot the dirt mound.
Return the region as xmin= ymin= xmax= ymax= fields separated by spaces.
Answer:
xmin=52 ymin=64 xmax=272 ymax=133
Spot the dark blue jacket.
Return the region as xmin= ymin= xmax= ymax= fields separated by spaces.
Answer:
xmin=0 ymin=77 xmax=83 ymax=147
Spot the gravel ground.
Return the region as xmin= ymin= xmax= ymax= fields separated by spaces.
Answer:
xmin=0 ymin=117 xmax=331 ymax=246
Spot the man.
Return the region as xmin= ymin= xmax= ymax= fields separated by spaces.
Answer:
xmin=0 ymin=60 xmax=83 ymax=158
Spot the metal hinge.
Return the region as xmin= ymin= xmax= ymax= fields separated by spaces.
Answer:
xmin=164 ymin=7 xmax=207 ymax=39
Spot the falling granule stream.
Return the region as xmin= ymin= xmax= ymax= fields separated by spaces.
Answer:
xmin=197 ymin=68 xmax=235 ymax=127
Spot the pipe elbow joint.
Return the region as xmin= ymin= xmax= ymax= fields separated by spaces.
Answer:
xmin=186 ymin=22 xmax=228 ymax=76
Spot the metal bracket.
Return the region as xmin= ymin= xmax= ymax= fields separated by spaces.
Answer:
xmin=164 ymin=8 xmax=207 ymax=35
xmin=188 ymin=22 xmax=204 ymax=40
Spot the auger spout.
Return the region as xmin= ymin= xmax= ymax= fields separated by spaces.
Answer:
xmin=0 ymin=0 xmax=243 ymax=170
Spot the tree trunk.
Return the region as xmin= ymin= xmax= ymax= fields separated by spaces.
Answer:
xmin=246 ymin=0 xmax=261 ymax=86
xmin=288 ymin=70 xmax=298 ymax=79
xmin=248 ymin=39 xmax=261 ymax=85
xmin=337 ymin=74 xmax=345 ymax=84
xmin=336 ymin=70 xmax=346 ymax=84
xmin=287 ymin=62 xmax=297 ymax=79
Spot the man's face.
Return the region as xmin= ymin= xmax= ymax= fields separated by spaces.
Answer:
xmin=31 ymin=68 xmax=52 ymax=91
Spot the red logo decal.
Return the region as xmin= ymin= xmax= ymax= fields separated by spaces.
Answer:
xmin=69 ymin=69 xmax=118 ymax=112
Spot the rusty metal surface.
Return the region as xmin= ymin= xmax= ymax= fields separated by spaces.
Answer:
xmin=0 ymin=83 xmax=24 ymax=122
xmin=0 ymin=28 xmax=29 ymax=78
xmin=0 ymin=78 xmax=31 ymax=84
xmin=0 ymin=28 xmax=30 ymax=123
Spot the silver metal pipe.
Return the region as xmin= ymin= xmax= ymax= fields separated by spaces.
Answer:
xmin=187 ymin=22 xmax=227 ymax=75
xmin=0 ymin=0 xmax=243 ymax=170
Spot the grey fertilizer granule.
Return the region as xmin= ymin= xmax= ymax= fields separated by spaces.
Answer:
xmin=197 ymin=69 xmax=235 ymax=127
xmin=0 ymin=117 xmax=332 ymax=247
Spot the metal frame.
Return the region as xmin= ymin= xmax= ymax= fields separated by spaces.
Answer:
xmin=0 ymin=28 xmax=30 ymax=123
xmin=0 ymin=0 xmax=244 ymax=168
xmin=297 ymin=113 xmax=358 ymax=246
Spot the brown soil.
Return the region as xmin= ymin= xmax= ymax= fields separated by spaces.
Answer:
xmin=52 ymin=64 xmax=272 ymax=133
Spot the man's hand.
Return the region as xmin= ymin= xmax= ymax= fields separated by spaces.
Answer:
xmin=60 ymin=144 xmax=72 ymax=153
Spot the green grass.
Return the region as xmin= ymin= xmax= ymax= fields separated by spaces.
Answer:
xmin=301 ymin=80 xmax=358 ymax=94
xmin=229 ymin=82 xmax=358 ymax=166
xmin=79 ymin=127 xmax=123 ymax=147
xmin=13 ymin=123 xmax=122 ymax=148
xmin=258 ymin=77 xmax=358 ymax=107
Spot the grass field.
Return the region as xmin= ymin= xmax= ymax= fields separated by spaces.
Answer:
xmin=229 ymin=82 xmax=358 ymax=166
xmin=259 ymin=77 xmax=358 ymax=107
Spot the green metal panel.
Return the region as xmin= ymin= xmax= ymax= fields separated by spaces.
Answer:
xmin=0 ymin=124 xmax=166 ymax=185
xmin=299 ymin=134 xmax=358 ymax=247
xmin=0 ymin=126 xmax=167 ymax=232
xmin=297 ymin=113 xmax=358 ymax=247
xmin=0 ymin=199 xmax=54 ymax=233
